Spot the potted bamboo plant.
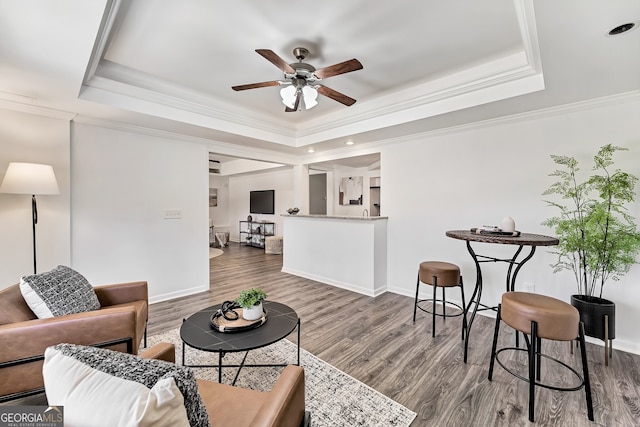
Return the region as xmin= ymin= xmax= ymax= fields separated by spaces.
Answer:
xmin=542 ymin=144 xmax=640 ymax=361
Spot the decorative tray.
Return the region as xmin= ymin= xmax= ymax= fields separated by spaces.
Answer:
xmin=210 ymin=308 xmax=267 ymax=333
xmin=470 ymin=228 xmax=521 ymax=237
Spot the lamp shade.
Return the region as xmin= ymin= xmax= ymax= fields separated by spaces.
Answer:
xmin=302 ymin=86 xmax=318 ymax=110
xmin=280 ymin=85 xmax=297 ymax=109
xmin=0 ymin=162 xmax=60 ymax=195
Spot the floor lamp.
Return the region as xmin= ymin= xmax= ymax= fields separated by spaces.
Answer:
xmin=0 ymin=162 xmax=60 ymax=274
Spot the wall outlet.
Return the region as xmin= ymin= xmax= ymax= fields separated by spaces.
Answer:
xmin=163 ymin=209 xmax=183 ymax=219
xmin=523 ymin=282 xmax=535 ymax=293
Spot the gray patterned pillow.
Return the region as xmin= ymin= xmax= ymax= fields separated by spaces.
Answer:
xmin=44 ymin=344 xmax=210 ymax=427
xmin=19 ymin=265 xmax=101 ymax=318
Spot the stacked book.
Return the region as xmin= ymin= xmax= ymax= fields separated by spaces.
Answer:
xmin=470 ymin=225 xmax=521 ymax=236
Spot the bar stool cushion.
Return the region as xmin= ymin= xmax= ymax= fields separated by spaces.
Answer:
xmin=418 ymin=261 xmax=460 ymax=287
xmin=501 ymin=292 xmax=579 ymax=341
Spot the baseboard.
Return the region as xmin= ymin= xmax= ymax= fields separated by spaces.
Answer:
xmin=583 ymin=335 xmax=640 ymax=356
xmin=149 ymin=285 xmax=209 ymax=304
xmin=281 ymin=267 xmax=386 ymax=297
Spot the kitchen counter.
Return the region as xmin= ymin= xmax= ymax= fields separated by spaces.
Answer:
xmin=282 ymin=214 xmax=388 ymax=220
xmin=281 ymin=215 xmax=388 ymax=296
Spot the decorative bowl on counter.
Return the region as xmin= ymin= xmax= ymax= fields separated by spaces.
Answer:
xmin=287 ymin=207 xmax=300 ymax=215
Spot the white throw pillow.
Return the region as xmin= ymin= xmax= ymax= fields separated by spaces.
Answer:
xmin=19 ymin=265 xmax=100 ymax=318
xmin=43 ymin=344 xmax=209 ymax=427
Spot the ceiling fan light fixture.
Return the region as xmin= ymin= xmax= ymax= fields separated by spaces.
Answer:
xmin=302 ymin=86 xmax=318 ymax=110
xmin=234 ymin=48 xmax=362 ymax=111
xmin=280 ymin=85 xmax=297 ymax=109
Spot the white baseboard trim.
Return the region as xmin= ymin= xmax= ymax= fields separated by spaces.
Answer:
xmin=281 ymin=267 xmax=386 ymax=297
xmin=149 ymin=285 xmax=209 ymax=304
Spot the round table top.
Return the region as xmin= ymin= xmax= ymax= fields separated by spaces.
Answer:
xmin=180 ymin=300 xmax=299 ymax=353
xmin=446 ymin=229 xmax=559 ymax=246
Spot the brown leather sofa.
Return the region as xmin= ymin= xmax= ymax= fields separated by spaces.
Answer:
xmin=142 ymin=342 xmax=310 ymax=427
xmin=0 ymin=280 xmax=148 ymax=402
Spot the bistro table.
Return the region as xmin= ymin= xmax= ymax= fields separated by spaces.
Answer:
xmin=446 ymin=230 xmax=559 ymax=363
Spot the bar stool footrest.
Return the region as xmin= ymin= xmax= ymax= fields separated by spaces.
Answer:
xmin=495 ymin=347 xmax=586 ymax=392
xmin=416 ymin=299 xmax=465 ymax=318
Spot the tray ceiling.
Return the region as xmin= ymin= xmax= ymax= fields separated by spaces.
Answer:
xmin=0 ymin=0 xmax=638 ymax=156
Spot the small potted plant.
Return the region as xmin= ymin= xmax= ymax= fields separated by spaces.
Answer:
xmin=236 ymin=287 xmax=267 ymax=320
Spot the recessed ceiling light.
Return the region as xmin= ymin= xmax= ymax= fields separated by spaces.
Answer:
xmin=307 ymin=148 xmax=315 ymax=153
xmin=345 ymin=141 xmax=354 ymax=145
xmin=608 ymin=22 xmax=636 ymax=36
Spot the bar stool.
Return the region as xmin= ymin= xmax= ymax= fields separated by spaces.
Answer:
xmin=412 ymin=261 xmax=467 ymax=339
xmin=488 ymin=292 xmax=594 ymax=422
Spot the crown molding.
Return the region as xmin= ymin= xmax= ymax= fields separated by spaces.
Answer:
xmin=516 ymin=0 xmax=542 ymax=73
xmin=371 ymin=90 xmax=640 ymax=148
xmin=72 ymin=115 xmax=299 ymax=166
xmin=73 ymin=89 xmax=640 ymax=173
xmin=80 ymin=75 xmax=298 ymax=144
xmin=296 ymin=53 xmax=541 ymax=144
xmin=81 ymin=0 xmax=120 ymax=88
xmin=0 ymin=99 xmax=76 ymax=120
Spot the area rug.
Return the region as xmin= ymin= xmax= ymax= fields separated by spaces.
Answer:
xmin=146 ymin=328 xmax=416 ymax=427
xmin=209 ymin=248 xmax=223 ymax=258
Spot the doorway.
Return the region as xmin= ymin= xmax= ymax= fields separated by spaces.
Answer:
xmin=309 ymin=173 xmax=327 ymax=214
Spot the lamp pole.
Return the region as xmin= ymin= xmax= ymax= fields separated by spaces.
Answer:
xmin=31 ymin=194 xmax=38 ymax=274
xmin=0 ymin=162 xmax=59 ymax=275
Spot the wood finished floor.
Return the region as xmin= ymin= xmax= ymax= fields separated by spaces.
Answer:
xmin=5 ymin=244 xmax=638 ymax=426
xmin=148 ymin=243 xmax=640 ymax=426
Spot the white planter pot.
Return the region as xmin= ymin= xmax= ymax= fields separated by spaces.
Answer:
xmin=242 ymin=302 xmax=263 ymax=321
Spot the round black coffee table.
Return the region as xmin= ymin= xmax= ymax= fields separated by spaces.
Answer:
xmin=180 ymin=300 xmax=300 ymax=384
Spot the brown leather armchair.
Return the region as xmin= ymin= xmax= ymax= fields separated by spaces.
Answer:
xmin=0 ymin=280 xmax=148 ymax=402
xmin=141 ymin=343 xmax=310 ymax=427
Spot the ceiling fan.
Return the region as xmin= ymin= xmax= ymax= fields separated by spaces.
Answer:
xmin=232 ymin=47 xmax=363 ymax=112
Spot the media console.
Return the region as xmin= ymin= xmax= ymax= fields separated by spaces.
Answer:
xmin=239 ymin=220 xmax=275 ymax=249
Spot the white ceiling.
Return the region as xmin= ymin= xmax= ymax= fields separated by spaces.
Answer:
xmin=1 ymin=0 xmax=639 ymax=160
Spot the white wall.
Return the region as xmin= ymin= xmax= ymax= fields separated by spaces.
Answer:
xmin=3 ymin=96 xmax=639 ymax=355
xmin=209 ymin=173 xmax=229 ymax=230
xmin=331 ymin=166 xmax=379 ymax=217
xmin=71 ymin=123 xmax=209 ymax=302
xmin=0 ymin=108 xmax=71 ymax=287
xmin=382 ymin=97 xmax=640 ymax=354
xmin=228 ymin=169 xmax=294 ymax=241
xmin=283 ymin=216 xmax=387 ymax=296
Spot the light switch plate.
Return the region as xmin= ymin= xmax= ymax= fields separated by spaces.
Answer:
xmin=163 ymin=209 xmax=183 ymax=219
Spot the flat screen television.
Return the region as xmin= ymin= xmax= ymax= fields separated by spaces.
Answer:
xmin=250 ymin=190 xmax=275 ymax=214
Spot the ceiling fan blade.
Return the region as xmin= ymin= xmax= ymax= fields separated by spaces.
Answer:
xmin=317 ymin=85 xmax=357 ymax=106
xmin=232 ymin=81 xmax=280 ymax=91
xmin=256 ymin=49 xmax=296 ymax=74
xmin=285 ymin=90 xmax=302 ymax=112
xmin=314 ymin=59 xmax=363 ymax=79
